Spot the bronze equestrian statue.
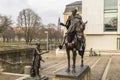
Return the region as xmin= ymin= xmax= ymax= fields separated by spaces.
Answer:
xmin=59 ymin=8 xmax=87 ymax=73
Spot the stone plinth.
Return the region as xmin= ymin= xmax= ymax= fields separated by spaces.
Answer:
xmin=53 ymin=65 xmax=90 ymax=80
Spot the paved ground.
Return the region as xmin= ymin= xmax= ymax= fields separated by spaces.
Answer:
xmin=40 ymin=50 xmax=120 ymax=80
xmin=0 ymin=50 xmax=120 ymax=80
xmin=0 ymin=74 xmax=21 ymax=80
xmin=106 ymin=56 xmax=120 ymax=80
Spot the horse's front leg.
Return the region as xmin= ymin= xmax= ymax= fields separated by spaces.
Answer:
xmin=66 ymin=48 xmax=70 ymax=72
xmin=81 ymin=53 xmax=84 ymax=67
xmin=72 ymin=48 xmax=77 ymax=73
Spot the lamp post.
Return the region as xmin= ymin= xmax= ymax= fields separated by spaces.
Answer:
xmin=45 ymin=31 xmax=48 ymax=51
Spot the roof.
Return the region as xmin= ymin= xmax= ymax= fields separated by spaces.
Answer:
xmin=66 ymin=1 xmax=82 ymax=6
xmin=64 ymin=1 xmax=82 ymax=14
xmin=13 ymin=26 xmax=22 ymax=31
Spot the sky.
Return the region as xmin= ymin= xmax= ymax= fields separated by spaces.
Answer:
xmin=0 ymin=0 xmax=80 ymax=26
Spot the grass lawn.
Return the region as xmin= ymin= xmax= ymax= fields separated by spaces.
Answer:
xmin=0 ymin=41 xmax=38 ymax=46
xmin=0 ymin=41 xmax=26 ymax=46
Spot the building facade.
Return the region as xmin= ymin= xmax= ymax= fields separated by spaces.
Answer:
xmin=83 ymin=0 xmax=120 ymax=50
xmin=64 ymin=0 xmax=120 ymax=51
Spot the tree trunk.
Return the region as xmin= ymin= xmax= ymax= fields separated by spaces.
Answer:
xmin=3 ymin=36 xmax=5 ymax=42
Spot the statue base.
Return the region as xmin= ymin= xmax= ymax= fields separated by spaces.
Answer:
xmin=53 ymin=65 xmax=90 ymax=80
xmin=24 ymin=75 xmax=48 ymax=80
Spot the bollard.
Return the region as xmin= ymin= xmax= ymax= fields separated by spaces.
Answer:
xmin=24 ymin=66 xmax=31 ymax=75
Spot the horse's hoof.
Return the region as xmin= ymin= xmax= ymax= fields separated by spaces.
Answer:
xmin=66 ymin=68 xmax=70 ymax=73
xmin=72 ymin=69 xmax=76 ymax=73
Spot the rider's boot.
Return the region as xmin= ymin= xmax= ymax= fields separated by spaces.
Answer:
xmin=79 ymin=38 xmax=85 ymax=51
xmin=79 ymin=43 xmax=83 ymax=51
xmin=79 ymin=46 xmax=82 ymax=51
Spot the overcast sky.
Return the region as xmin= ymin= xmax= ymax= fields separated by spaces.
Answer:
xmin=0 ymin=0 xmax=80 ymax=26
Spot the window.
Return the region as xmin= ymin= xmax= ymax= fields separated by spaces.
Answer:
xmin=104 ymin=0 xmax=118 ymax=31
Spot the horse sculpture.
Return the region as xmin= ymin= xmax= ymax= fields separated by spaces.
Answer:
xmin=65 ymin=20 xmax=87 ymax=73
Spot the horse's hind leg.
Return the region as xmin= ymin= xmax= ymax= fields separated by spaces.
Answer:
xmin=72 ymin=48 xmax=77 ymax=73
xmin=66 ymin=49 xmax=70 ymax=72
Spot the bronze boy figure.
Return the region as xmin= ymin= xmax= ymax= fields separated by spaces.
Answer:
xmin=30 ymin=43 xmax=44 ymax=77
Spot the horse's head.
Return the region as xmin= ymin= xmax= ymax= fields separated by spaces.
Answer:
xmin=84 ymin=21 xmax=88 ymax=24
xmin=82 ymin=21 xmax=88 ymax=27
xmin=75 ymin=21 xmax=87 ymax=41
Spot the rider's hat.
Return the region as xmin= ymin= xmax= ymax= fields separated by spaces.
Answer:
xmin=72 ymin=7 xmax=78 ymax=12
xmin=75 ymin=7 xmax=78 ymax=10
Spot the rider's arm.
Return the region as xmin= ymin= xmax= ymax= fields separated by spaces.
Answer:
xmin=60 ymin=23 xmax=66 ymax=26
xmin=65 ymin=16 xmax=71 ymax=29
xmin=60 ymin=16 xmax=71 ymax=29
xmin=36 ymin=48 xmax=40 ymax=54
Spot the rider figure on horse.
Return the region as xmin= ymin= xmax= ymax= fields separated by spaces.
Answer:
xmin=59 ymin=8 xmax=84 ymax=51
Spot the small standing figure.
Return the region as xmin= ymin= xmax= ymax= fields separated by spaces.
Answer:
xmin=89 ymin=48 xmax=93 ymax=56
xmin=30 ymin=43 xmax=44 ymax=77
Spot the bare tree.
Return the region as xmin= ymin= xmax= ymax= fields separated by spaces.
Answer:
xmin=17 ymin=8 xmax=42 ymax=44
xmin=54 ymin=29 xmax=63 ymax=41
xmin=2 ymin=27 xmax=15 ymax=42
xmin=47 ymin=23 xmax=56 ymax=41
xmin=35 ymin=26 xmax=46 ymax=41
xmin=15 ymin=30 xmax=24 ymax=42
xmin=0 ymin=15 xmax=13 ymax=42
